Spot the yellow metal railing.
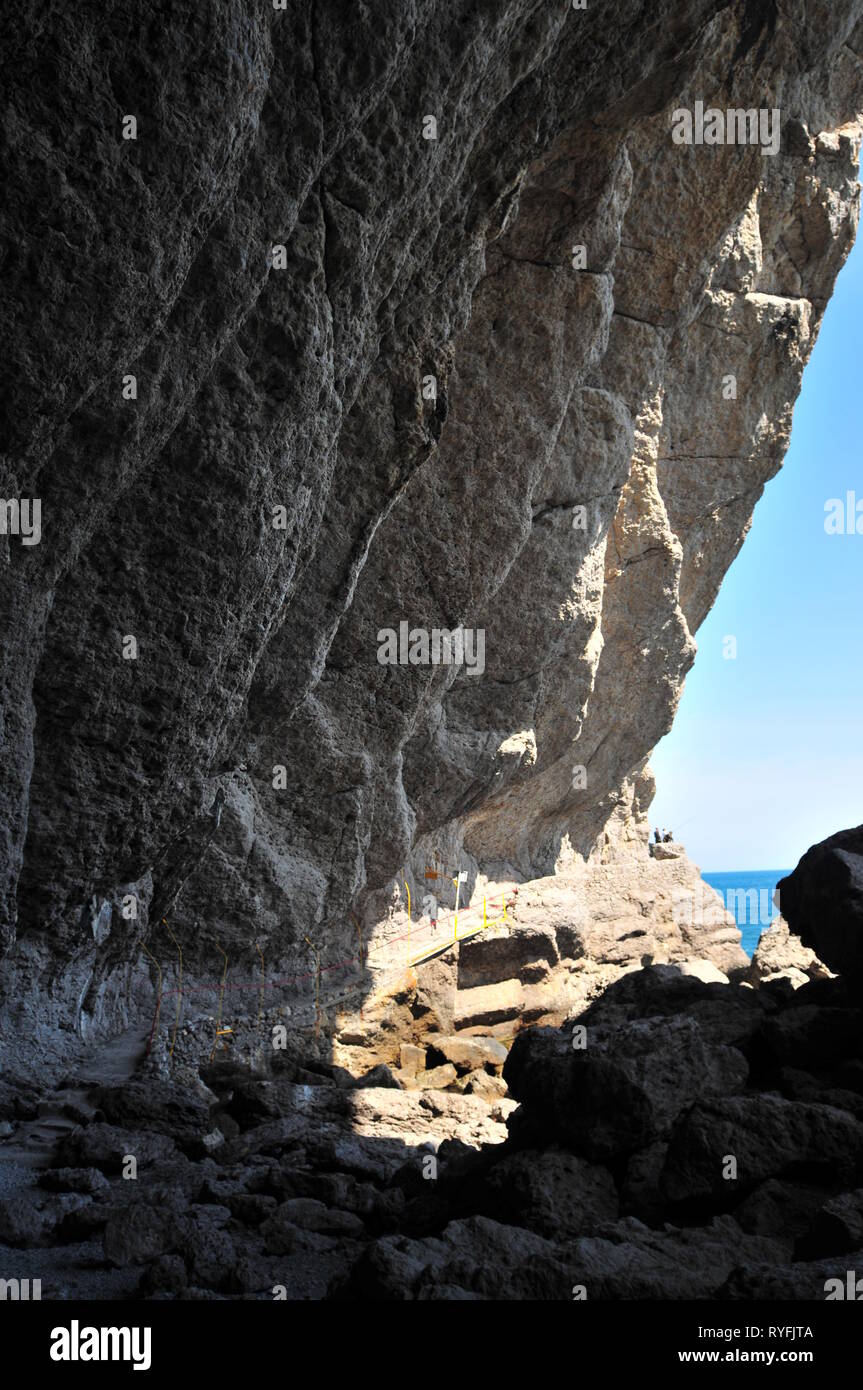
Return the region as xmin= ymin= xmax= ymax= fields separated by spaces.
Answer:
xmin=407 ymin=893 xmax=510 ymax=968
xmin=209 ymin=944 xmax=229 ymax=1062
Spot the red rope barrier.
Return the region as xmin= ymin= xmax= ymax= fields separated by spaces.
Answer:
xmin=144 ymin=887 xmax=518 ymax=1055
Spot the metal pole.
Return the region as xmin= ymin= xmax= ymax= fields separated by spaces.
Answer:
xmin=400 ymin=872 xmax=411 ymax=961
xmin=453 ymin=870 xmax=467 ymax=941
xmin=210 ymin=944 xmax=229 ymax=1063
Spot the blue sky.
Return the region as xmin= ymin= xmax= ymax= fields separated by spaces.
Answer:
xmin=650 ymin=214 xmax=863 ymax=872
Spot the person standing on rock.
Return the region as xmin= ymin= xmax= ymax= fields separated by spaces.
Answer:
xmin=654 ymin=827 xmax=661 ymax=843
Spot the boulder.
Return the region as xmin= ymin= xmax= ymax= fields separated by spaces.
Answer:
xmin=347 ymin=1215 xmax=574 ymax=1300
xmin=289 ymin=1197 xmax=365 ymax=1236
xmin=620 ymin=1141 xmax=670 ymax=1220
xmin=554 ymin=919 xmax=587 ymax=962
xmin=771 ymin=1068 xmax=863 ymax=1123
xmin=177 ymin=1208 xmax=238 ymax=1291
xmin=568 ymin=1215 xmax=784 ymax=1299
xmin=680 ymin=995 xmax=767 ymax=1050
xmin=260 ymin=1214 xmax=339 ymax=1257
xmin=757 ymin=1006 xmax=863 ymax=1069
xmin=673 ymin=959 xmax=729 ymax=985
xmin=278 ymin=1250 xmax=361 ymax=1299
xmin=91 ymin=1080 xmax=211 ymax=1144
xmin=217 ymin=1075 xmax=328 ymax=1129
xmin=39 ymin=1166 xmax=110 ymax=1195
xmin=57 ymin=1123 xmax=177 ymax=1171
xmin=720 ymin=1252 xmax=863 ymax=1301
xmin=797 ymin=1189 xmax=863 ymax=1259
xmin=263 ymin=1197 xmax=365 ymax=1241
xmin=649 ymin=841 xmax=686 ymax=860
xmin=227 ymin=1193 xmax=279 ymax=1227
xmin=57 ymin=1198 xmax=116 ymax=1241
xmin=0 ymin=1078 xmax=40 ymax=1121
xmin=747 ymin=915 xmax=829 ymax=986
xmin=457 ymin=927 xmax=558 ymax=987
xmin=464 ymin=1071 xmax=508 ymax=1103
xmin=732 ymin=1178 xmax=829 ymax=1241
xmin=146 ymin=1154 xmax=220 ymax=1200
xmin=399 ymin=1044 xmax=426 ymax=1075
xmin=575 ymin=965 xmax=745 ymax=1028
xmin=415 ymin=1063 xmax=458 ymax=1091
xmin=353 ymin=1063 xmax=403 ymax=1090
xmin=571 ymin=966 xmax=766 ymax=1057
xmin=0 ymin=1191 xmax=90 ymax=1247
xmin=104 ymin=1198 xmax=184 ymax=1266
xmin=475 ymin=1149 xmax=618 ymax=1238
xmin=413 ymin=954 xmax=458 ymax=1034
xmin=758 ymin=967 xmax=810 ymax=990
xmin=778 ymin=828 xmax=863 ymax=976
xmin=504 ymin=1014 xmax=748 ymax=1161
xmin=423 ymin=1035 xmax=508 ymax=1072
xmin=276 ymin=1170 xmax=392 ymax=1222
xmin=660 ymin=1094 xmax=863 ymax=1206
xmin=139 ymin=1254 xmax=188 ymax=1297
xmin=453 ymin=980 xmax=524 ymax=1029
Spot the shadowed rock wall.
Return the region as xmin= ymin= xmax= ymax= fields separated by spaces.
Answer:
xmin=1 ymin=0 xmax=862 ymax=1054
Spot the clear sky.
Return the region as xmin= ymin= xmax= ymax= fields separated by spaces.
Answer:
xmin=650 ymin=212 xmax=863 ymax=873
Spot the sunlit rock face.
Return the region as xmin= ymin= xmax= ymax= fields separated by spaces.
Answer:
xmin=1 ymin=1 xmax=862 ymax=1053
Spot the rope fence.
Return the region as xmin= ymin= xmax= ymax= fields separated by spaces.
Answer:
xmin=144 ymin=876 xmax=519 ymax=1059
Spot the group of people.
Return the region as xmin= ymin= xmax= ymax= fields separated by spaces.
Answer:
xmin=654 ymin=827 xmax=674 ymax=843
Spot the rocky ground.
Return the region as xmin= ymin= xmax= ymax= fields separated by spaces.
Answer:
xmin=2 ymin=837 xmax=861 ymax=1301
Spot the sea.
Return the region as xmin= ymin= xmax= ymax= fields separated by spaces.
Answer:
xmin=700 ymin=868 xmax=792 ymax=958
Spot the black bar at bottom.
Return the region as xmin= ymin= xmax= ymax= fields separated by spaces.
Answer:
xmin=3 ymin=1297 xmax=858 ymax=1376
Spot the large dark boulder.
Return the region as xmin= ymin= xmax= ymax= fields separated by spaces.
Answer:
xmin=56 ymin=1122 xmax=177 ymax=1172
xmin=104 ymin=1197 xmax=185 ymax=1267
xmin=758 ymin=1005 xmax=863 ymax=1069
xmin=567 ymin=1217 xmax=785 ymax=1300
xmin=0 ymin=1190 xmax=90 ymax=1247
xmin=778 ymin=826 xmax=863 ymax=977
xmin=503 ymin=1014 xmax=748 ymax=1162
xmin=660 ymin=1094 xmax=863 ymax=1208
xmin=467 ymin=1148 xmax=618 ymax=1239
xmin=91 ymin=1080 xmax=212 ymax=1146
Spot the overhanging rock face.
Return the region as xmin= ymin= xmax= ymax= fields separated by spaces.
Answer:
xmin=1 ymin=1 xmax=862 ymax=1047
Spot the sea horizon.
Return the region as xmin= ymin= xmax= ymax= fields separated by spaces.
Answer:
xmin=700 ymin=867 xmax=792 ymax=958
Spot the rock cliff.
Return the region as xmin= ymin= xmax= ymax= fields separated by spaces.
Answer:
xmin=3 ymin=5 xmax=863 ymax=1303
xmin=1 ymin=2 xmax=862 ymax=1066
